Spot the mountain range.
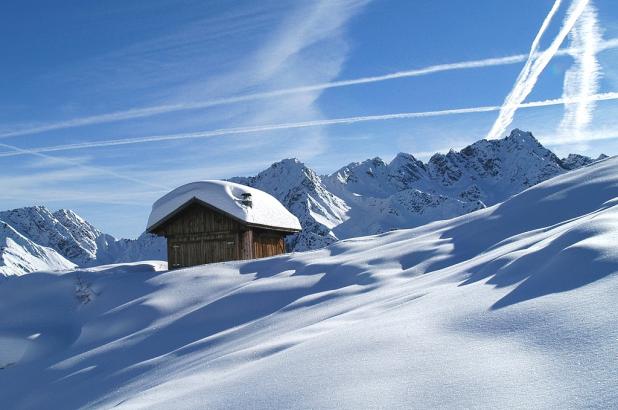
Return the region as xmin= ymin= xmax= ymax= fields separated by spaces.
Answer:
xmin=232 ymin=129 xmax=607 ymax=251
xmin=0 ymin=129 xmax=607 ymax=276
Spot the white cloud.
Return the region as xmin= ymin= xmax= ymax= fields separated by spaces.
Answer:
xmin=3 ymin=11 xmax=617 ymax=141
xmin=559 ymin=1 xmax=602 ymax=138
xmin=486 ymin=0 xmax=590 ymax=140
xmin=3 ymin=92 xmax=617 ymax=157
xmin=0 ymin=142 xmax=167 ymax=190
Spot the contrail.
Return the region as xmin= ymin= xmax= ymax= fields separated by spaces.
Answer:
xmin=486 ymin=0 xmax=590 ymax=140
xmin=0 ymin=142 xmax=169 ymax=190
xmin=1 ymin=92 xmax=616 ymax=158
xmin=560 ymin=1 xmax=601 ymax=137
xmin=2 ymin=38 xmax=617 ymax=140
xmin=486 ymin=0 xmax=564 ymax=140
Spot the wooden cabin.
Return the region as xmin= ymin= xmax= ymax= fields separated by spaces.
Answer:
xmin=146 ymin=180 xmax=301 ymax=269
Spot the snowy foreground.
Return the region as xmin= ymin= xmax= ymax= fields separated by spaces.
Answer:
xmin=1 ymin=158 xmax=617 ymax=409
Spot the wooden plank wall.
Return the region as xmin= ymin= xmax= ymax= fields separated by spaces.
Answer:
xmin=168 ymin=232 xmax=238 ymax=269
xmin=153 ymin=202 xmax=240 ymax=236
xmin=252 ymin=230 xmax=285 ymax=259
xmin=240 ymin=230 xmax=253 ymax=260
xmin=157 ymin=203 xmax=242 ymax=268
xmin=154 ymin=202 xmax=291 ymax=268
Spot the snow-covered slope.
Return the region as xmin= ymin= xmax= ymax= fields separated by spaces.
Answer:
xmin=232 ymin=158 xmax=349 ymax=250
xmin=235 ymin=129 xmax=605 ymax=251
xmin=0 ymin=129 xmax=605 ymax=276
xmin=0 ymin=207 xmax=165 ymax=276
xmin=1 ymin=157 xmax=616 ymax=409
xmin=0 ymin=221 xmax=75 ymax=276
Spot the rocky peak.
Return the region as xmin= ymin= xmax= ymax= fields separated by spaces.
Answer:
xmin=232 ymin=158 xmax=326 ymax=203
xmin=427 ymin=152 xmax=463 ymax=186
xmin=559 ymin=153 xmax=606 ymax=170
xmin=0 ymin=206 xmax=98 ymax=265
xmin=231 ymin=158 xmax=349 ymax=251
xmin=327 ymin=157 xmax=396 ymax=197
xmin=0 ymin=205 xmax=166 ymax=275
xmin=387 ymin=152 xmax=427 ymax=189
xmin=505 ymin=128 xmax=541 ymax=145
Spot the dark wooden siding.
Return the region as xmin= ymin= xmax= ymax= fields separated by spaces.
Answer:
xmin=252 ymin=229 xmax=285 ymax=259
xmin=154 ymin=203 xmax=242 ymax=269
xmin=168 ymin=232 xmax=239 ymax=269
xmin=152 ymin=202 xmax=241 ymax=237
xmin=152 ymin=201 xmax=293 ymax=269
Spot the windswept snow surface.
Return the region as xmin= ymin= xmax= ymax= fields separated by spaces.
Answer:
xmin=147 ymin=180 xmax=301 ymax=231
xmin=1 ymin=158 xmax=617 ymax=409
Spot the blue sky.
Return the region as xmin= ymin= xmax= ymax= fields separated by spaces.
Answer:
xmin=1 ymin=0 xmax=618 ymax=238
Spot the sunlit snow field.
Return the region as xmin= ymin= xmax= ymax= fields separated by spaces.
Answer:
xmin=1 ymin=158 xmax=617 ymax=409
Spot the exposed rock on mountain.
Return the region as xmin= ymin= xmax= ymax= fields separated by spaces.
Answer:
xmin=0 ymin=221 xmax=75 ymax=276
xmin=234 ymin=129 xmax=607 ymax=251
xmin=0 ymin=207 xmax=165 ymax=276
xmin=0 ymin=129 xmax=607 ymax=276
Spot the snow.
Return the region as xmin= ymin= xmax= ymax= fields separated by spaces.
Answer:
xmin=1 ymin=156 xmax=617 ymax=408
xmin=0 ymin=207 xmax=165 ymax=276
xmin=236 ymin=129 xmax=603 ymax=251
xmin=0 ymin=221 xmax=75 ymax=276
xmin=147 ymin=180 xmax=302 ymax=232
xmin=0 ymin=131 xmax=603 ymax=277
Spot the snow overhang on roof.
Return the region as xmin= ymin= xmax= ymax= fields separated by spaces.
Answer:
xmin=146 ymin=180 xmax=302 ymax=233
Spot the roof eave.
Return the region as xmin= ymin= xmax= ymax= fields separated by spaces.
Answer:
xmin=146 ymin=196 xmax=301 ymax=234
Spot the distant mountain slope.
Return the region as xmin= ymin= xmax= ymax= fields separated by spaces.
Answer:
xmin=0 ymin=221 xmax=75 ymax=276
xmin=231 ymin=158 xmax=349 ymax=250
xmin=1 ymin=156 xmax=616 ymax=409
xmin=234 ymin=129 xmax=606 ymax=250
xmin=0 ymin=129 xmax=606 ymax=276
xmin=0 ymin=207 xmax=165 ymax=277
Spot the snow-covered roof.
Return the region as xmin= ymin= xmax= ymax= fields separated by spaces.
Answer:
xmin=147 ymin=180 xmax=301 ymax=232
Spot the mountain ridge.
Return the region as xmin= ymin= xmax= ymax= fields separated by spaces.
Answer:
xmin=233 ymin=129 xmax=608 ymax=251
xmin=0 ymin=129 xmax=608 ymax=276
xmin=0 ymin=206 xmax=165 ymax=276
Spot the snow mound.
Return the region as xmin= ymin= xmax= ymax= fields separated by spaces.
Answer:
xmin=1 ymin=157 xmax=617 ymax=409
xmin=147 ymin=180 xmax=302 ymax=232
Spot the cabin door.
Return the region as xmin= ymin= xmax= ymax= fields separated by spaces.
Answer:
xmin=169 ymin=239 xmax=201 ymax=269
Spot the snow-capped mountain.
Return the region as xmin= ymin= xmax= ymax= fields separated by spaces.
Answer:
xmin=0 ymin=129 xmax=606 ymax=276
xmin=234 ymin=129 xmax=606 ymax=251
xmin=561 ymin=153 xmax=608 ymax=170
xmin=0 ymin=221 xmax=75 ymax=276
xmin=232 ymin=158 xmax=349 ymax=250
xmin=0 ymin=207 xmax=165 ymax=276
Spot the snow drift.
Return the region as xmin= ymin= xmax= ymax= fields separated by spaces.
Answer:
xmin=0 ymin=157 xmax=617 ymax=409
